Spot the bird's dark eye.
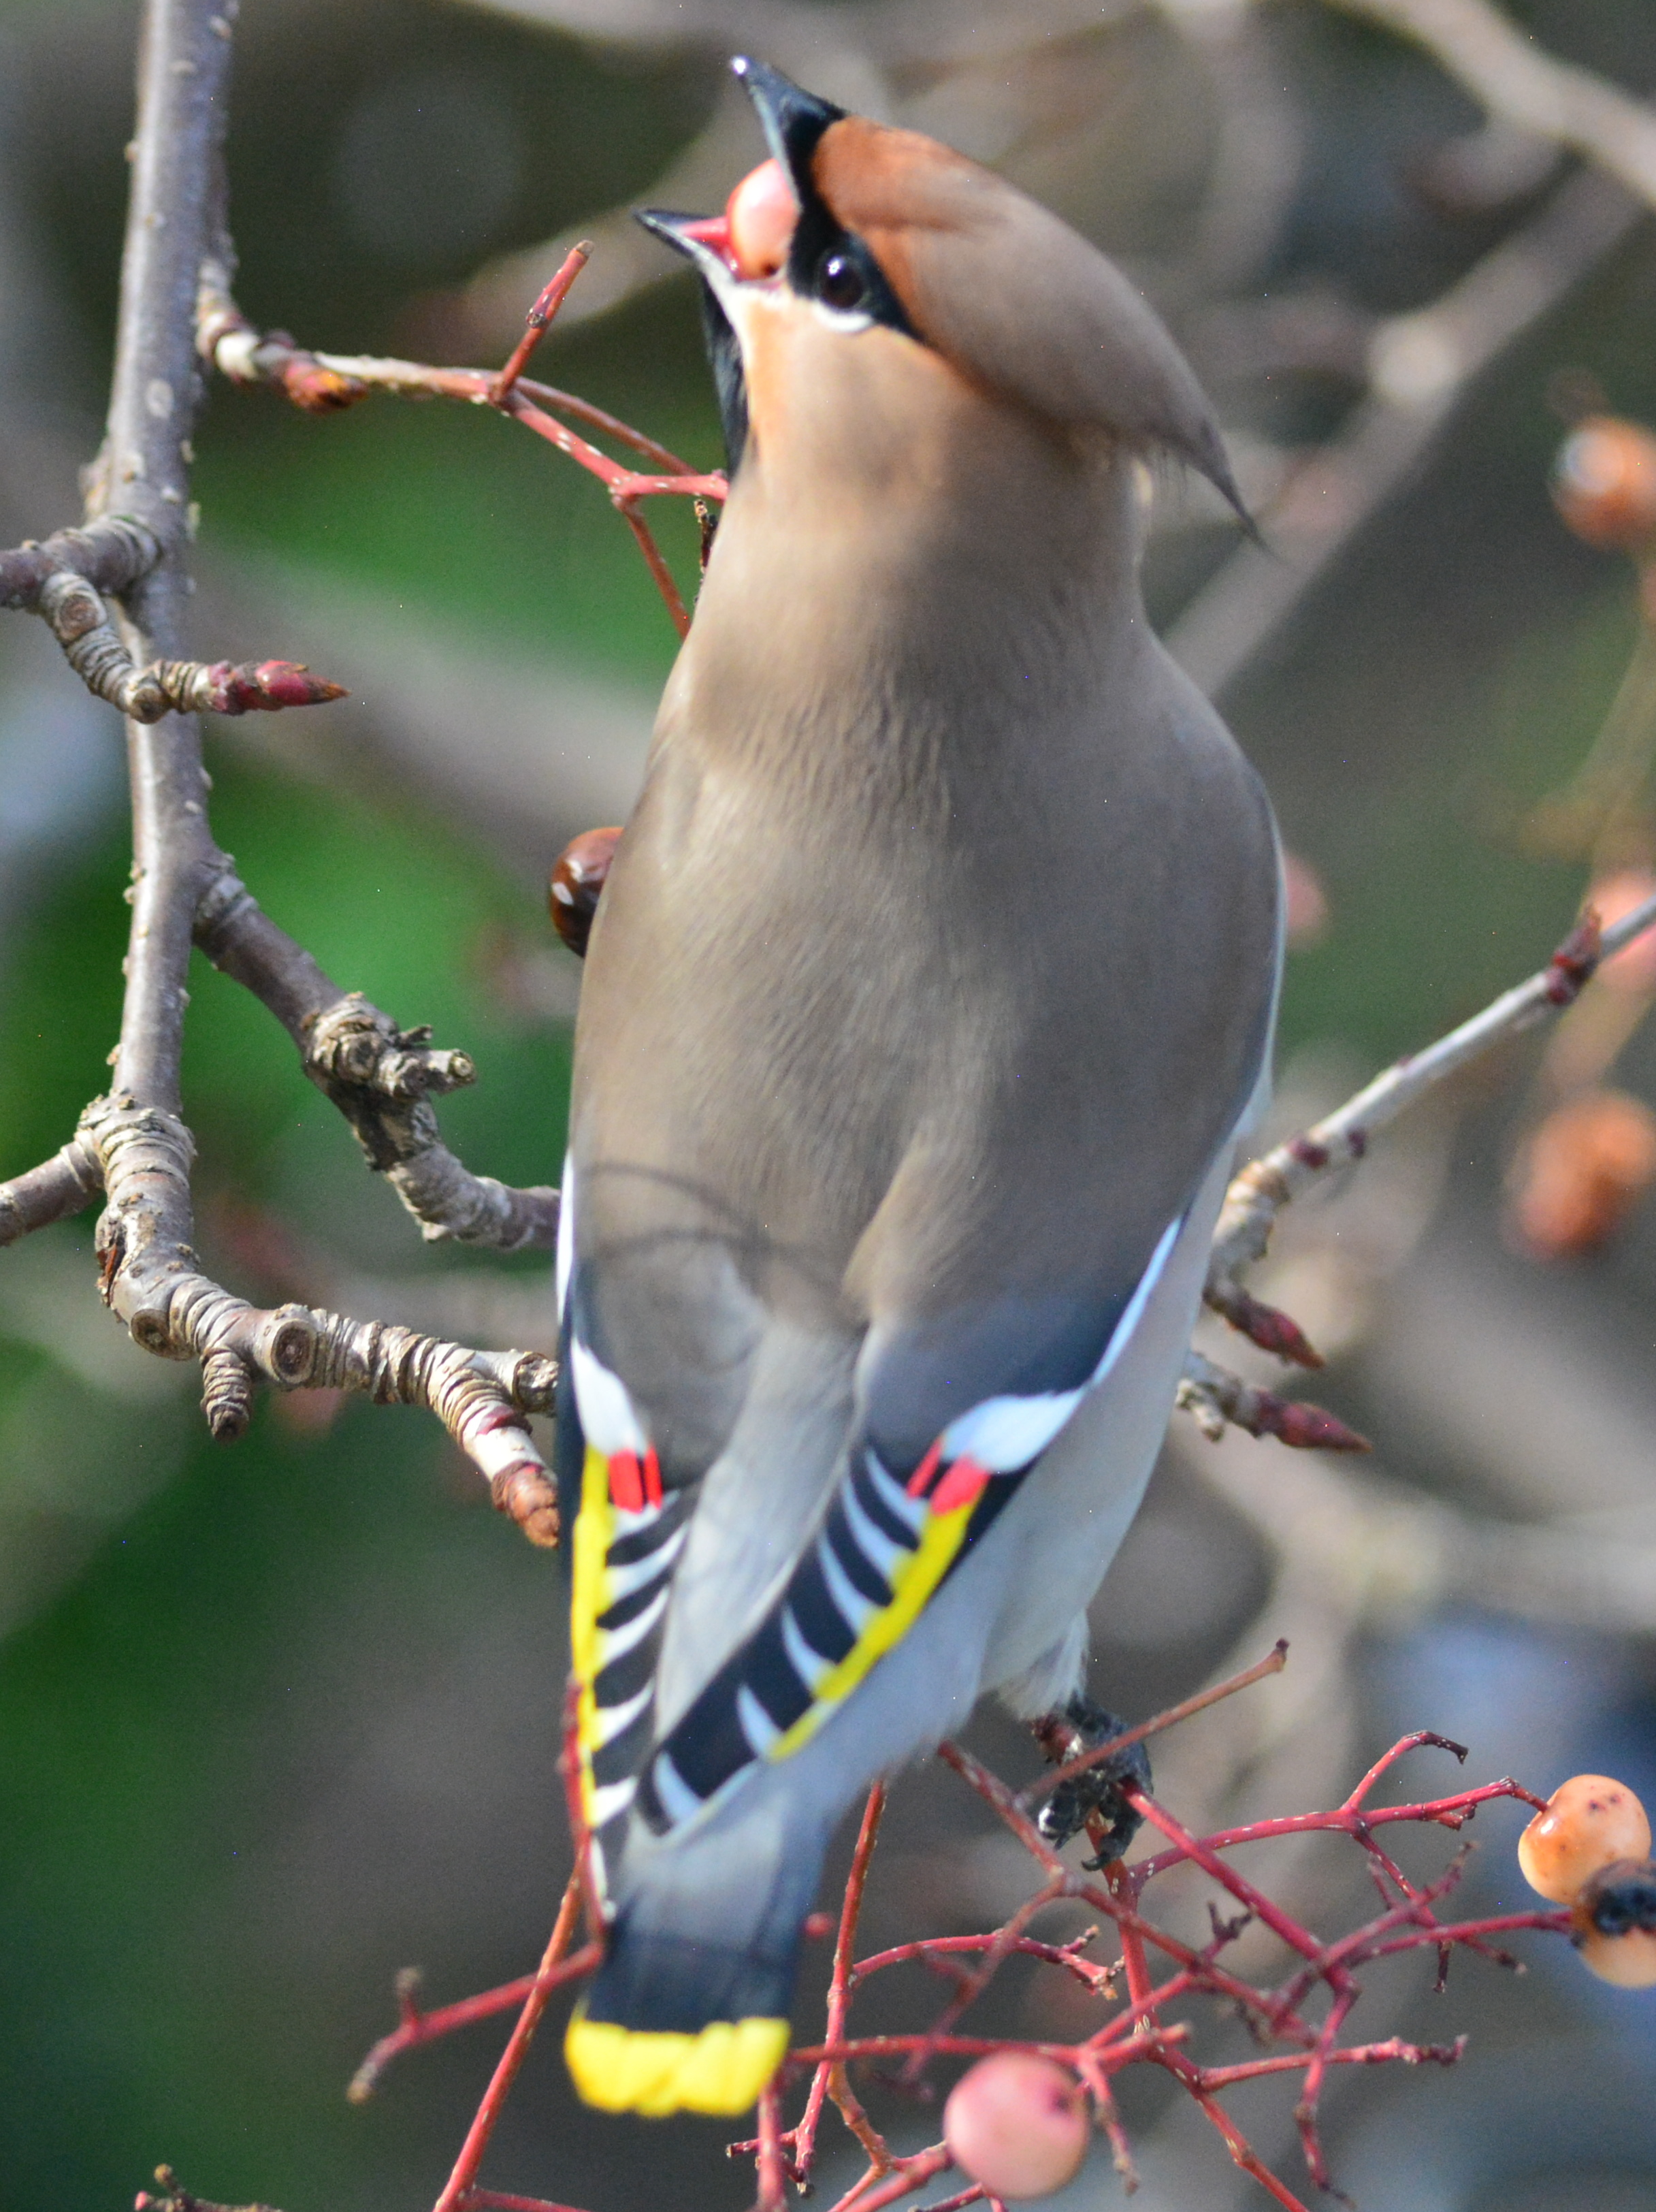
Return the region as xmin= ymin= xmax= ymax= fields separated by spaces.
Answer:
xmin=817 ymin=250 xmax=866 ymax=313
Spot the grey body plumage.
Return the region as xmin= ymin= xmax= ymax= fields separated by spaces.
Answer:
xmin=558 ymin=58 xmax=1281 ymax=2117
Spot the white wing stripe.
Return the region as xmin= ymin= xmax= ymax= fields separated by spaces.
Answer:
xmin=843 ymin=1479 xmax=910 ymax=1580
xmin=590 ymin=1777 xmax=637 ymax=1827
xmin=864 ymin=1450 xmax=928 ymax=1533
xmin=604 ymin=1524 xmax=687 ymax=1602
xmin=649 ymin=1751 xmax=703 ymax=1827
xmin=939 ymin=1214 xmax=1186 ymax=1472
xmin=555 ymin=1155 xmax=576 ymax=1317
xmin=941 ymin=1385 xmax=1082 ymax=1473
xmin=594 ymin=1682 xmax=653 ymax=1744
xmin=736 ymin=1683 xmax=781 ymax=1755
xmin=596 ymin=1582 xmax=670 ymax=1663
xmin=782 ymin=1606 xmax=833 ymax=1690
xmin=570 ymin=1335 xmax=649 ymax=1456
xmin=1090 ymin=1214 xmax=1183 ymax=1388
xmin=817 ymin=1530 xmax=879 ymax=1633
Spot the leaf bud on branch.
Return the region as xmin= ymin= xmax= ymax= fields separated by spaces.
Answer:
xmin=35 ymin=566 xmax=346 ymax=722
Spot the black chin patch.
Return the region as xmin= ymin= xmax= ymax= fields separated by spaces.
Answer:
xmin=698 ymin=285 xmax=749 ymax=472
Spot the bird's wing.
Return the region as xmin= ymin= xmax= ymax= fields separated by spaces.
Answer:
xmin=561 ymin=1176 xmax=1194 ymax=1861
xmin=557 ymin=655 xmax=1282 ymax=1877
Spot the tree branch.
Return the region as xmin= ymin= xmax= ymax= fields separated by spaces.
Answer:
xmin=0 ymin=0 xmax=562 ymax=1532
xmin=1167 ymin=163 xmax=1638 ymax=699
xmin=195 ymin=253 xmax=724 ymax=639
xmin=1327 ymin=0 xmax=1656 ymax=211
xmin=1184 ymin=893 xmax=1656 ymax=1447
xmin=1205 ymin=899 xmax=1653 ymax=1332
xmin=193 ymin=864 xmax=560 ymax=1251
xmin=0 ymin=1133 xmax=104 ymax=1247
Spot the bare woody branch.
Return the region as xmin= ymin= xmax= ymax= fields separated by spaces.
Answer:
xmin=1199 ymin=891 xmax=1656 ymax=1390
xmin=0 ymin=0 xmax=563 ymax=1535
xmin=1176 ymin=1348 xmax=1369 ymax=1454
xmin=0 ymin=867 xmax=563 ymax=1253
xmin=78 ymin=1087 xmax=559 ymax=1539
xmin=37 ymin=562 xmax=346 ymax=724
xmin=1327 ymin=0 xmax=1656 ymax=212
xmin=193 ymin=864 xmax=561 ymax=1251
xmin=1178 ymin=0 xmax=1656 ymax=709
xmin=0 ymin=517 xmax=160 ymax=607
xmin=0 ymin=1132 xmax=103 ymax=1247
xmin=0 ymin=507 xmax=344 ymax=726
xmin=1167 ymin=161 xmax=1638 ymax=700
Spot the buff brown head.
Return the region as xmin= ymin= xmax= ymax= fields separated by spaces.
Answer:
xmin=639 ymin=56 xmax=1246 ymax=517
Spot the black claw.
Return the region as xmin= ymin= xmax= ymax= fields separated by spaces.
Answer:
xmin=1033 ymin=1695 xmax=1152 ymax=1868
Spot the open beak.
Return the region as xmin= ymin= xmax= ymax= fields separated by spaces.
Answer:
xmin=636 ymin=207 xmax=736 ymax=280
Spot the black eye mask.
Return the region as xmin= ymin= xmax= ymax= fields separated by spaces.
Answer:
xmin=734 ymin=56 xmax=913 ymax=338
xmin=789 ymin=214 xmax=913 ymax=336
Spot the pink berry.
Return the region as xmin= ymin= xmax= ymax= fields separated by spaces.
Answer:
xmin=943 ymin=2051 xmax=1090 ymax=2201
xmin=727 ymin=159 xmax=798 ymax=280
xmin=1519 ymin=1775 xmax=1651 ymax=1903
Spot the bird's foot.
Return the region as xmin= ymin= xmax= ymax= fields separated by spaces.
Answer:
xmin=1032 ymin=1695 xmax=1150 ymax=1869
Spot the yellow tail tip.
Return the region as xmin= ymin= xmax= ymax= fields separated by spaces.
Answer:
xmin=564 ymin=2008 xmax=790 ymax=2117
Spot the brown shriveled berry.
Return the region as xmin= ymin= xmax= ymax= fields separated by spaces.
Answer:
xmin=1507 ymin=1089 xmax=1656 ymax=1260
xmin=1518 ymin=1774 xmax=1651 ymax=1902
xmin=942 ymin=2051 xmax=1090 ymax=2201
xmin=1572 ymin=1857 xmax=1656 ymax=1987
xmin=1282 ymin=848 xmax=1331 ymax=950
xmin=1553 ymin=417 xmax=1656 ymax=551
xmin=548 ymin=827 xmax=622 ymax=958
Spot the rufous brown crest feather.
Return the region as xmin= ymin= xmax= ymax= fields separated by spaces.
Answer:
xmin=812 ymin=116 xmax=1246 ymax=518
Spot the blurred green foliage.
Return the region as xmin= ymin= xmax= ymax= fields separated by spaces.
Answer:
xmin=194 ymin=288 xmax=719 ymax=684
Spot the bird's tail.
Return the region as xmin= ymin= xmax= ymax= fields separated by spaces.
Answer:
xmin=565 ymin=1791 xmax=829 ymax=2117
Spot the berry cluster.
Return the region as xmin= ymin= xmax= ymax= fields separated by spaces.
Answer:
xmin=1518 ymin=1774 xmax=1656 ymax=1989
xmin=320 ymin=1660 xmax=1656 ymax=2212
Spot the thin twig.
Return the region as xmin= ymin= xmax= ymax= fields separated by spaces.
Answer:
xmin=348 ymin=1879 xmax=583 ymax=2102
xmin=1326 ymin=0 xmax=1656 ymax=211
xmin=196 ymin=254 xmax=724 ymax=637
xmin=1018 ymin=1641 xmax=1289 ymax=1811
xmin=1204 ymin=893 xmax=1656 ymax=1363
xmin=431 ymin=1917 xmax=604 ymax=2212
xmin=1169 ymin=164 xmax=1637 ymax=701
xmin=193 ymin=862 xmax=561 ymax=1253
xmin=490 ymin=243 xmax=594 ymax=404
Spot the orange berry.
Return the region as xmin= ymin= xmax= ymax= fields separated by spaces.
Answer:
xmin=1572 ymin=1858 xmax=1656 ymax=1987
xmin=1507 ymin=1090 xmax=1656 ymax=1260
xmin=943 ymin=2052 xmax=1090 ymax=2201
xmin=1588 ymin=869 xmax=1656 ymax=997
xmin=1282 ymin=849 xmax=1331 ymax=950
xmin=1552 ymin=417 xmax=1656 ymax=551
xmin=1518 ymin=1774 xmax=1651 ymax=1902
xmin=726 ymin=159 xmax=797 ymax=280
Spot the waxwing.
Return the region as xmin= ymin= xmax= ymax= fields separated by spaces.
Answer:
xmin=556 ymin=57 xmax=1282 ymax=2119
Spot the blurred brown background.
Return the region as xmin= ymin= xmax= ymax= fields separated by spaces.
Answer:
xmin=3 ymin=1 xmax=1656 ymax=2205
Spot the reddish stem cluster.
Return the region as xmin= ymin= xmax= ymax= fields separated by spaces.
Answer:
xmin=327 ymin=1653 xmax=1571 ymax=2212
xmin=201 ymin=244 xmax=727 ymax=639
